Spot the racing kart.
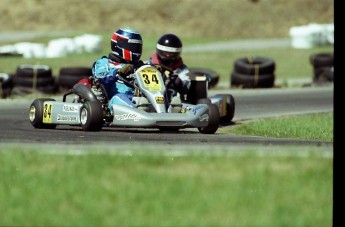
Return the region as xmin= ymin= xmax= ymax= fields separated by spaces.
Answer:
xmin=181 ymin=69 xmax=235 ymax=126
xmin=29 ymin=64 xmax=222 ymax=134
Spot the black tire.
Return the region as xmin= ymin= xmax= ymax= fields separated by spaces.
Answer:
xmin=234 ymin=57 xmax=275 ymax=75
xmin=197 ymin=98 xmax=212 ymax=104
xmin=80 ymin=101 xmax=103 ymax=131
xmin=185 ymin=79 xmax=208 ymax=104
xmin=58 ymin=67 xmax=91 ymax=90
xmin=58 ymin=75 xmax=89 ymax=89
xmin=14 ymin=76 xmax=56 ymax=87
xmin=14 ymin=84 xmax=59 ymax=94
xmin=213 ymin=94 xmax=235 ymax=124
xmin=230 ymin=71 xmax=275 ymax=88
xmin=313 ymin=67 xmax=334 ymax=83
xmin=188 ymin=67 xmax=219 ymax=89
xmin=197 ymin=99 xmax=220 ymax=134
xmin=0 ymin=73 xmax=14 ymax=98
xmin=16 ymin=64 xmax=52 ymax=78
xmin=29 ymin=98 xmax=57 ymax=129
xmin=59 ymin=67 xmax=92 ymax=76
xmin=310 ymin=53 xmax=333 ymax=68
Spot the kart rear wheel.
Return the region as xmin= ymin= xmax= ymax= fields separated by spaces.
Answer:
xmin=80 ymin=101 xmax=103 ymax=131
xmin=197 ymin=99 xmax=220 ymax=134
xmin=29 ymin=98 xmax=57 ymax=129
xmin=214 ymin=94 xmax=235 ymax=124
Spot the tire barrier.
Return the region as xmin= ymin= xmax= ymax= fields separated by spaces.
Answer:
xmin=0 ymin=73 xmax=14 ymax=98
xmin=309 ymin=52 xmax=333 ymax=84
xmin=188 ymin=67 xmax=219 ymax=89
xmin=57 ymin=67 xmax=92 ymax=91
xmin=230 ymin=56 xmax=275 ymax=88
xmin=13 ymin=64 xmax=58 ymax=94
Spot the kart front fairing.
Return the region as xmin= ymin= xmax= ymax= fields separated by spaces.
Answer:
xmin=110 ymin=103 xmax=210 ymax=128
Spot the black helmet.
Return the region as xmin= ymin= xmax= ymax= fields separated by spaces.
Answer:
xmin=156 ymin=34 xmax=182 ymax=64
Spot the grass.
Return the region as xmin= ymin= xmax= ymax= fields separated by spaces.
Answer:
xmin=0 ymin=144 xmax=333 ymax=227
xmin=219 ymin=112 xmax=333 ymax=142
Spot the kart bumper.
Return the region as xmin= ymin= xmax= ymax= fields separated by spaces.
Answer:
xmin=111 ymin=104 xmax=210 ymax=128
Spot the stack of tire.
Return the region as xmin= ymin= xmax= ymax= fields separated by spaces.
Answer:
xmin=57 ymin=67 xmax=92 ymax=91
xmin=13 ymin=64 xmax=58 ymax=94
xmin=309 ymin=52 xmax=333 ymax=84
xmin=0 ymin=73 xmax=14 ymax=98
xmin=230 ymin=56 xmax=275 ymax=88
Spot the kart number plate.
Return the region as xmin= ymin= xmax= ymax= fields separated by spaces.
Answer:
xmin=139 ymin=69 xmax=162 ymax=92
xmin=43 ymin=102 xmax=53 ymax=123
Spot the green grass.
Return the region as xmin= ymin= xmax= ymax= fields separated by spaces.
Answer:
xmin=219 ymin=112 xmax=333 ymax=142
xmin=0 ymin=144 xmax=333 ymax=226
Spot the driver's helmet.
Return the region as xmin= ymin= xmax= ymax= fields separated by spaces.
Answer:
xmin=156 ymin=34 xmax=182 ymax=66
xmin=111 ymin=28 xmax=143 ymax=63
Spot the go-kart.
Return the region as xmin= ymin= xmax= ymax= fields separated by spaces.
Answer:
xmin=29 ymin=64 xmax=221 ymax=134
xmin=155 ymin=64 xmax=235 ymax=126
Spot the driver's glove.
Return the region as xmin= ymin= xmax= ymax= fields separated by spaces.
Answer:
xmin=117 ymin=64 xmax=134 ymax=79
xmin=154 ymin=64 xmax=163 ymax=72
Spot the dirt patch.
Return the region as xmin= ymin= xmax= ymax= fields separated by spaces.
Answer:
xmin=0 ymin=0 xmax=333 ymax=39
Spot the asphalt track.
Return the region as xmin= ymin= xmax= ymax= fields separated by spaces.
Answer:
xmin=0 ymin=85 xmax=333 ymax=146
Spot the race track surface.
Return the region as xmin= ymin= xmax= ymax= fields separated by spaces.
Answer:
xmin=0 ymin=86 xmax=333 ymax=146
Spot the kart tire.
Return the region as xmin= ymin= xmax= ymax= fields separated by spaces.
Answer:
xmin=80 ymin=101 xmax=103 ymax=131
xmin=29 ymin=98 xmax=57 ymax=129
xmin=234 ymin=57 xmax=275 ymax=75
xmin=197 ymin=99 xmax=220 ymax=134
xmin=214 ymin=94 xmax=235 ymax=124
xmin=197 ymin=98 xmax=212 ymax=104
xmin=230 ymin=71 xmax=275 ymax=88
xmin=189 ymin=67 xmax=219 ymax=89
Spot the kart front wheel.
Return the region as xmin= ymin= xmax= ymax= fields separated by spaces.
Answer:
xmin=80 ymin=101 xmax=103 ymax=131
xmin=29 ymin=98 xmax=57 ymax=129
xmin=197 ymin=99 xmax=220 ymax=134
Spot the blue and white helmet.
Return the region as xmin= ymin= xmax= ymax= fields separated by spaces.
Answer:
xmin=111 ymin=28 xmax=143 ymax=63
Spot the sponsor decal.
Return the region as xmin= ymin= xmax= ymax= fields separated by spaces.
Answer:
xmin=192 ymin=105 xmax=205 ymax=115
xmin=57 ymin=114 xmax=78 ymax=122
xmin=141 ymin=68 xmax=158 ymax=74
xmin=63 ymin=105 xmax=79 ymax=112
xmin=155 ymin=96 xmax=164 ymax=104
xmin=114 ymin=113 xmax=141 ymax=121
xmin=199 ymin=114 xmax=209 ymax=122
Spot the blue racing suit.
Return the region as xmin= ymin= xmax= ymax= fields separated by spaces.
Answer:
xmin=92 ymin=56 xmax=136 ymax=111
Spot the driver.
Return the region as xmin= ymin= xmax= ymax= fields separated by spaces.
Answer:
xmin=91 ymin=27 xmax=146 ymax=112
xmin=148 ymin=33 xmax=191 ymax=105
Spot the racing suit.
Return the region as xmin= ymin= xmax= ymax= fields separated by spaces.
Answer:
xmin=148 ymin=53 xmax=191 ymax=101
xmin=92 ymin=54 xmax=136 ymax=111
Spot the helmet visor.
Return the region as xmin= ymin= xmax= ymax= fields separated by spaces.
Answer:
xmin=117 ymin=36 xmax=142 ymax=54
xmin=157 ymin=49 xmax=180 ymax=62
